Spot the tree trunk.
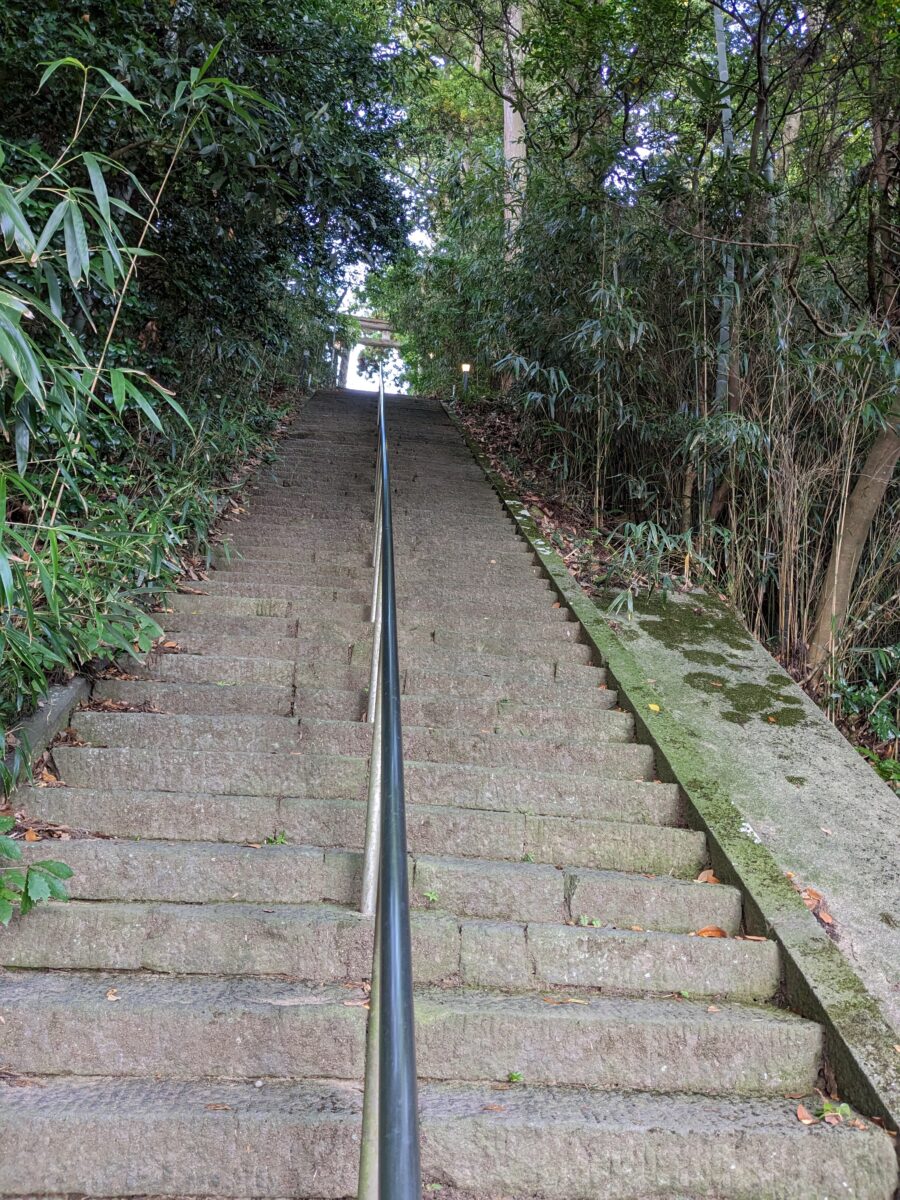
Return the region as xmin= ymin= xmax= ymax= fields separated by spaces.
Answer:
xmin=711 ymin=2 xmax=736 ymax=411
xmin=808 ymin=419 xmax=900 ymax=670
xmin=503 ymin=4 xmax=526 ymax=238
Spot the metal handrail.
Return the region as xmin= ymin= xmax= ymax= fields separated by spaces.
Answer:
xmin=357 ymin=369 xmax=421 ymax=1200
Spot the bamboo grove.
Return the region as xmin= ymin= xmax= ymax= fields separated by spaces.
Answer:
xmin=370 ymin=0 xmax=899 ymax=775
xmin=0 ymin=0 xmax=405 ymax=782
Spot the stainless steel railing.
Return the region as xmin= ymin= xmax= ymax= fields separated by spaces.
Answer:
xmin=357 ymin=369 xmax=421 ymax=1200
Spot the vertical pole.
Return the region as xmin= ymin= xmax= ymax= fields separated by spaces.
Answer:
xmin=357 ymin=889 xmax=381 ymax=1200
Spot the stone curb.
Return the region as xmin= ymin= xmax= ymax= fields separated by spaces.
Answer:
xmin=443 ymin=398 xmax=900 ymax=1137
xmin=4 ymin=675 xmax=90 ymax=780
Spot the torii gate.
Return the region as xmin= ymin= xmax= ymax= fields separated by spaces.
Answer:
xmin=332 ymin=315 xmax=401 ymax=387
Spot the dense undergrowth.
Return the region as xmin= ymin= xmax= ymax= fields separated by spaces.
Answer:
xmin=0 ymin=1 xmax=405 ymax=791
xmin=367 ymin=0 xmax=899 ymax=780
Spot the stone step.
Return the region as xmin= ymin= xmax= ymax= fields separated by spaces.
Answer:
xmin=148 ymin=628 xmax=593 ymax=670
xmin=52 ymin=745 xmax=657 ymax=801
xmin=294 ymin=686 xmax=625 ymax=733
xmin=211 ymin=554 xmax=548 ymax=585
xmin=214 ymin=542 xmax=534 ymax=567
xmin=1 ymin=973 xmax=822 ymax=1096
xmin=182 ymin=579 xmax=565 ymax=620
xmin=160 ymin=622 xmax=592 ymax=670
xmin=91 ymin=677 xmax=297 ymax=716
xmin=91 ymin=679 xmax=627 ymax=734
xmin=0 ymin=901 xmax=778 ymax=998
xmin=24 ymin=774 xmax=685 ymax=843
xmin=198 ymin=575 xmax=559 ymax=614
xmin=123 ymin=650 xmax=608 ymax=700
xmin=2 ymin=1078 xmax=892 ymax=1199
xmin=69 ymin=710 xmax=641 ymax=771
xmin=18 ymin=841 xmax=725 ymax=925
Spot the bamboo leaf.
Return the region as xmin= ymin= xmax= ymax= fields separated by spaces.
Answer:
xmin=82 ymin=153 xmax=110 ymax=224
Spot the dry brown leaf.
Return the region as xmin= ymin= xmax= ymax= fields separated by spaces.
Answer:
xmin=849 ymin=1118 xmax=869 ymax=1130
xmin=796 ymin=1104 xmax=818 ymax=1125
xmin=822 ymin=1113 xmax=843 ymax=1125
xmin=482 ymin=1103 xmax=505 ymax=1112
xmin=23 ymin=829 xmax=40 ymax=842
xmin=105 ymin=989 xmax=119 ymax=1002
xmin=741 ymin=935 xmax=768 ymax=942
xmin=696 ymin=869 xmax=720 ymax=884
xmin=695 ymin=925 xmax=728 ymax=938
xmin=205 ymin=1103 xmax=231 ymax=1111
xmin=707 ymin=1005 xmax=720 ymax=1013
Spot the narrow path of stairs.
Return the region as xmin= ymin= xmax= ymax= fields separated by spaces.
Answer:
xmin=1 ymin=389 xmax=895 ymax=1199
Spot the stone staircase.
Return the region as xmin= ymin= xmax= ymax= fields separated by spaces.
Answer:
xmin=1 ymin=389 xmax=895 ymax=1199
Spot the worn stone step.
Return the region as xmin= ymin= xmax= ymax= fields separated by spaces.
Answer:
xmin=136 ymin=644 xmax=606 ymax=694
xmin=18 ymin=839 xmax=723 ymax=925
xmin=93 ymin=678 xmax=623 ymax=732
xmin=15 ymin=838 xmax=713 ymax=923
xmin=123 ymin=650 xmax=608 ymax=699
xmin=0 ymin=900 xmax=777 ymax=998
xmin=91 ymin=678 xmax=295 ymax=716
xmin=211 ymin=551 xmax=547 ymax=582
xmin=0 ymin=900 xmax=455 ymax=980
xmin=3 ymin=1077 xmax=892 ymax=1199
xmin=411 ymin=854 xmax=733 ymax=927
xmin=153 ymin=619 xmax=600 ymax=667
xmin=24 ymin=775 xmax=684 ymax=845
xmin=294 ymin=686 xmax=625 ymax=732
xmin=1 ymin=973 xmax=822 ymax=1096
xmin=185 ymin=579 xmax=565 ymax=621
xmin=214 ymin=542 xmax=534 ymax=567
xmin=52 ymin=745 xmax=657 ymax=802
xmin=460 ymin=920 xmax=780 ymax=998
xmin=198 ymin=575 xmax=559 ymax=615
xmin=69 ymin=710 xmax=641 ymax=770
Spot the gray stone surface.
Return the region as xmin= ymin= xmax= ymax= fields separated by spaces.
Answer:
xmin=1 ymin=1078 xmax=893 ymax=1199
xmin=4 ymin=388 xmax=894 ymax=1199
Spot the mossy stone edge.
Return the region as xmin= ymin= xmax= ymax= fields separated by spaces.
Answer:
xmin=443 ymin=400 xmax=899 ymax=1134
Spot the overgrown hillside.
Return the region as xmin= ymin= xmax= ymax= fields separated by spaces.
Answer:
xmin=0 ymin=0 xmax=405 ymax=783
xmin=369 ymin=0 xmax=899 ymax=781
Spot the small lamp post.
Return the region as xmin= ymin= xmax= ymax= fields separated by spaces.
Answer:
xmin=461 ymin=362 xmax=471 ymax=395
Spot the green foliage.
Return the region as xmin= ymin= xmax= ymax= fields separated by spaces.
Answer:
xmin=0 ymin=815 xmax=74 ymax=924
xmin=0 ymin=2 xmax=406 ymax=788
xmin=369 ymin=0 xmax=899 ymax=760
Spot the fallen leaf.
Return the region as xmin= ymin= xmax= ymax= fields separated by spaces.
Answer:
xmin=343 ymin=999 xmax=370 ymax=1009
xmin=695 ymin=926 xmax=728 ymax=938
xmin=696 ymin=869 xmax=720 ymax=884
xmin=849 ymin=1118 xmax=869 ymax=1130
xmin=707 ymin=1005 xmax=720 ymax=1013
xmin=822 ymin=1113 xmax=843 ymax=1125
xmin=23 ymin=829 xmax=40 ymax=842
xmin=647 ymin=703 xmax=661 ymax=713
xmin=105 ymin=989 xmax=119 ymax=1002
xmin=820 ymin=827 xmax=833 ymax=836
xmin=796 ymin=1104 xmax=818 ymax=1125
xmin=205 ymin=1103 xmax=231 ymax=1111
xmin=741 ymin=935 xmax=769 ymax=942
xmin=542 ymin=996 xmax=588 ymax=1005
xmin=482 ymin=1103 xmax=505 ymax=1112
